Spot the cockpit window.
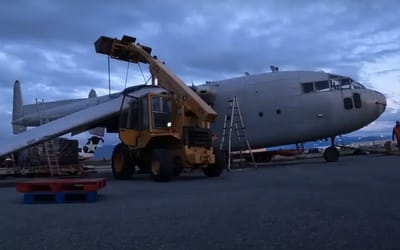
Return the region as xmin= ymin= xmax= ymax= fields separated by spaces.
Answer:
xmin=330 ymin=79 xmax=341 ymax=90
xmin=301 ymin=77 xmax=365 ymax=94
xmin=340 ymin=78 xmax=351 ymax=89
xmin=315 ymin=81 xmax=330 ymax=91
xmin=302 ymin=82 xmax=314 ymax=93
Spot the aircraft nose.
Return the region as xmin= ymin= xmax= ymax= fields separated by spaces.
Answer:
xmin=375 ymin=91 xmax=386 ymax=114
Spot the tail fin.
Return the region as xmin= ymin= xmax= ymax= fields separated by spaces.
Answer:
xmin=89 ymin=127 xmax=105 ymax=137
xmin=12 ymin=80 xmax=26 ymax=134
xmin=87 ymin=89 xmax=105 ymax=136
xmin=88 ymin=88 xmax=97 ymax=98
xmin=82 ymin=136 xmax=104 ymax=154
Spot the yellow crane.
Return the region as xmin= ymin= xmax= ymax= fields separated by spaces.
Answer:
xmin=95 ymin=35 xmax=225 ymax=181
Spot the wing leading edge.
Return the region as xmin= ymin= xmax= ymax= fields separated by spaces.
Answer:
xmin=0 ymin=95 xmax=123 ymax=158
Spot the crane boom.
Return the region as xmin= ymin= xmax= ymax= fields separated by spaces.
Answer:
xmin=94 ymin=35 xmax=217 ymax=122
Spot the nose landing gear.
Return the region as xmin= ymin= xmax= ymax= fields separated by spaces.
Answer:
xmin=323 ymin=136 xmax=339 ymax=162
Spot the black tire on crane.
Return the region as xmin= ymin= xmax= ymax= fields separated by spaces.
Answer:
xmin=111 ymin=143 xmax=135 ymax=179
xmin=150 ymin=149 xmax=175 ymax=182
xmin=136 ymin=150 xmax=152 ymax=174
xmin=323 ymin=146 xmax=339 ymax=162
xmin=173 ymin=156 xmax=184 ymax=177
xmin=203 ymin=148 xmax=226 ymax=177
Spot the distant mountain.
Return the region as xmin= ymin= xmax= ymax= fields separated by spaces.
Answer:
xmin=91 ymin=135 xmax=393 ymax=161
xmin=277 ymin=135 xmax=392 ymax=150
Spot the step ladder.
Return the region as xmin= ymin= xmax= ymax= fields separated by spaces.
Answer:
xmin=219 ymin=97 xmax=256 ymax=170
xmin=36 ymin=99 xmax=60 ymax=176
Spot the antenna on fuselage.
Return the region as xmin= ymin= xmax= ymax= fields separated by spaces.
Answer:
xmin=270 ymin=65 xmax=279 ymax=72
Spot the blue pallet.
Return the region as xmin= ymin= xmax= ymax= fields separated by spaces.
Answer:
xmin=23 ymin=191 xmax=98 ymax=204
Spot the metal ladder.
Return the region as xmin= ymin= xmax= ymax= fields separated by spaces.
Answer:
xmin=219 ymin=97 xmax=256 ymax=170
xmin=36 ymin=99 xmax=60 ymax=176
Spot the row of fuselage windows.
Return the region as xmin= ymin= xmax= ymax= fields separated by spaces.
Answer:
xmin=302 ymin=78 xmax=365 ymax=94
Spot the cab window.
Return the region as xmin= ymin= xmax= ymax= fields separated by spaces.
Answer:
xmin=151 ymin=96 xmax=172 ymax=129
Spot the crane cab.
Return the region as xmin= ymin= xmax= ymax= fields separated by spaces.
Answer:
xmin=118 ymin=87 xmax=178 ymax=149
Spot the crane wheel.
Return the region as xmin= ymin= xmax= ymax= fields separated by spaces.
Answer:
xmin=203 ymin=148 xmax=226 ymax=177
xmin=173 ymin=156 xmax=184 ymax=176
xmin=323 ymin=146 xmax=339 ymax=162
xmin=111 ymin=143 xmax=135 ymax=179
xmin=151 ymin=149 xmax=174 ymax=182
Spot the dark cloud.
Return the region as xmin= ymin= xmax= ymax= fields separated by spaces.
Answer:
xmin=0 ymin=0 xmax=399 ymax=142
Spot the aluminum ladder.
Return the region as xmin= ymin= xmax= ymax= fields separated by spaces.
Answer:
xmin=37 ymin=99 xmax=60 ymax=176
xmin=219 ymin=97 xmax=256 ymax=170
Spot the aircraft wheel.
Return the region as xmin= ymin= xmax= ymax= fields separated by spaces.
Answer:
xmin=151 ymin=149 xmax=174 ymax=182
xmin=203 ymin=148 xmax=226 ymax=177
xmin=111 ymin=143 xmax=135 ymax=179
xmin=254 ymin=153 xmax=273 ymax=163
xmin=323 ymin=146 xmax=339 ymax=162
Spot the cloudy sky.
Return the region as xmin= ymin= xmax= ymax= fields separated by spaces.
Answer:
xmin=0 ymin=0 xmax=399 ymax=145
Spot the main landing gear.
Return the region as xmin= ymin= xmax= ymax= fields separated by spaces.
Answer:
xmin=323 ymin=136 xmax=339 ymax=162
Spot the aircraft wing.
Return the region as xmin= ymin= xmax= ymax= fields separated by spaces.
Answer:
xmin=0 ymin=95 xmax=123 ymax=158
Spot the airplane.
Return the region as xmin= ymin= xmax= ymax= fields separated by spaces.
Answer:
xmin=0 ymin=36 xmax=387 ymax=171
xmin=3 ymin=70 xmax=386 ymax=162
xmin=11 ymin=81 xmax=107 ymax=161
xmin=12 ymin=80 xmax=115 ymax=136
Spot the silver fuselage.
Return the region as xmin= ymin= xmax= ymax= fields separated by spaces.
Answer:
xmin=197 ymin=71 xmax=386 ymax=149
xmin=12 ymin=71 xmax=386 ymax=151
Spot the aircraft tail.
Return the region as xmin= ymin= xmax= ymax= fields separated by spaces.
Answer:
xmin=87 ymin=89 xmax=105 ymax=136
xmin=79 ymin=136 xmax=104 ymax=160
xmin=89 ymin=127 xmax=105 ymax=137
xmin=12 ymin=80 xmax=26 ymax=134
xmin=82 ymin=136 xmax=104 ymax=154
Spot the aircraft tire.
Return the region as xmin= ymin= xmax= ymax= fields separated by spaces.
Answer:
xmin=254 ymin=153 xmax=273 ymax=163
xmin=203 ymin=148 xmax=226 ymax=177
xmin=111 ymin=143 xmax=135 ymax=179
xmin=151 ymin=149 xmax=174 ymax=182
xmin=323 ymin=146 xmax=339 ymax=162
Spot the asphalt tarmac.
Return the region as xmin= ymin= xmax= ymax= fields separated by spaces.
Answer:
xmin=1 ymin=154 xmax=400 ymax=250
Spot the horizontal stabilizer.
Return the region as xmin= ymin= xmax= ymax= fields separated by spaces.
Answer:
xmin=89 ymin=127 xmax=105 ymax=137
